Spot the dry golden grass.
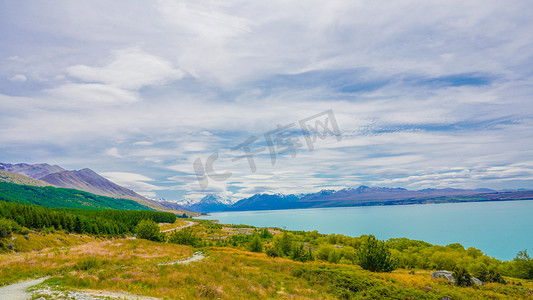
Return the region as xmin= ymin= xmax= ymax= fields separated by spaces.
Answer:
xmin=0 ymin=238 xmax=191 ymax=287
xmin=158 ymin=219 xmax=189 ymax=231
xmin=2 ymin=231 xmax=533 ymax=299
xmin=1 ymin=232 xmax=97 ymax=253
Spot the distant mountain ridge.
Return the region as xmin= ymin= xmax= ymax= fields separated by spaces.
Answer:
xmin=0 ymin=170 xmax=52 ymax=187
xmin=1 ymin=163 xmax=147 ymax=201
xmin=0 ymin=163 xmax=65 ymax=179
xmin=40 ymin=168 xmax=144 ymax=200
xmin=169 ymin=185 xmax=533 ymax=212
xmin=176 ymin=194 xmax=234 ymax=213
xmin=0 ymin=162 xmax=192 ymax=215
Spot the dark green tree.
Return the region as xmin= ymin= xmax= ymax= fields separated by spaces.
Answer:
xmin=259 ymin=228 xmax=272 ymax=239
xmin=135 ymin=219 xmax=163 ymax=242
xmin=357 ymin=235 xmax=396 ymax=272
xmin=168 ymin=227 xmax=199 ymax=247
xmin=291 ymin=243 xmax=314 ymax=262
xmin=0 ymin=218 xmax=13 ymax=237
xmin=275 ymin=232 xmax=293 ymax=257
xmin=453 ymin=267 xmax=473 ymax=287
xmin=265 ymin=245 xmax=280 ymax=257
xmin=248 ymin=234 xmax=263 ymax=252
xmin=513 ymin=250 xmax=533 ymax=279
xmin=476 ymin=266 xmax=506 ymax=284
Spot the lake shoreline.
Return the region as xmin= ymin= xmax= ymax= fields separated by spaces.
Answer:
xmin=199 ymin=196 xmax=533 ymax=215
xmin=197 ymin=199 xmax=533 ymax=261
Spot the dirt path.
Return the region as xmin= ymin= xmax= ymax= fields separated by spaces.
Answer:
xmin=158 ymin=251 xmax=205 ymax=265
xmin=161 ymin=220 xmax=195 ymax=233
xmin=33 ymin=286 xmax=161 ymax=300
xmin=0 ymin=278 xmax=46 ymax=300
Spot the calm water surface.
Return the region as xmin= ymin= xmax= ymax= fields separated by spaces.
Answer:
xmin=197 ymin=200 xmax=533 ymax=261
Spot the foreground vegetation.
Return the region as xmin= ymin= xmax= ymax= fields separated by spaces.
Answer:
xmin=0 ymin=236 xmax=532 ymax=299
xmin=0 ymin=207 xmax=532 ymax=298
xmin=0 ymin=201 xmax=176 ymax=243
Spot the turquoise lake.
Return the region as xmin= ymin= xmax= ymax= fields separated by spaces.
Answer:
xmin=197 ymin=200 xmax=533 ymax=261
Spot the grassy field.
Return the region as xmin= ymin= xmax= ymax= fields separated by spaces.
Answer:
xmin=0 ymin=220 xmax=532 ymax=299
xmin=0 ymin=231 xmax=97 ymax=253
xmin=158 ymin=219 xmax=190 ymax=231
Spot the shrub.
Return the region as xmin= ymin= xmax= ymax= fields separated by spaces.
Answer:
xmin=290 ymin=265 xmax=426 ymax=299
xmin=197 ymin=285 xmax=221 ymax=299
xmin=75 ymin=256 xmax=104 ymax=271
xmin=453 ymin=267 xmax=473 ymax=287
xmin=265 ymin=245 xmax=280 ymax=257
xmin=291 ymin=243 xmax=314 ymax=262
xmin=316 ymin=245 xmax=334 ymax=261
xmin=0 ymin=218 xmax=20 ymax=238
xmin=273 ymin=232 xmax=293 ymax=257
xmin=248 ymin=234 xmax=263 ymax=252
xmin=512 ymin=250 xmax=533 ymax=279
xmin=168 ymin=227 xmax=199 ymax=247
xmin=357 ymin=235 xmax=396 ymax=272
xmin=476 ymin=266 xmax=506 ymax=284
xmin=135 ymin=219 xmax=163 ymax=242
xmin=259 ymin=228 xmax=272 ymax=239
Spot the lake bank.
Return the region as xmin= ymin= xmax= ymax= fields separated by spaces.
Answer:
xmin=197 ymin=200 xmax=533 ymax=261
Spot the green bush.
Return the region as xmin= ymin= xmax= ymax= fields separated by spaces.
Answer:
xmin=273 ymin=232 xmax=293 ymax=257
xmin=259 ymin=228 xmax=272 ymax=239
xmin=135 ymin=219 xmax=163 ymax=242
xmin=0 ymin=218 xmax=18 ymax=238
xmin=292 ymin=265 xmax=428 ymax=299
xmin=316 ymin=244 xmax=334 ymax=261
xmin=248 ymin=234 xmax=263 ymax=252
xmin=512 ymin=250 xmax=533 ymax=279
xmin=453 ymin=267 xmax=473 ymax=287
xmin=358 ymin=235 xmax=396 ymax=272
xmin=168 ymin=227 xmax=199 ymax=247
xmin=476 ymin=266 xmax=506 ymax=284
xmin=265 ymin=245 xmax=280 ymax=257
xmin=291 ymin=243 xmax=314 ymax=262
xmin=75 ymin=256 xmax=104 ymax=271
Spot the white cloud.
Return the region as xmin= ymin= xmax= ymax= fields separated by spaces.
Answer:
xmin=102 ymin=171 xmax=156 ymax=182
xmin=8 ymin=74 xmax=27 ymax=82
xmin=106 ymin=147 xmax=123 ymax=158
xmin=46 ymin=83 xmax=140 ymax=105
xmin=133 ymin=141 xmax=154 ymax=146
xmin=1 ymin=1 xmax=532 ymax=201
xmin=67 ymin=47 xmax=185 ymax=90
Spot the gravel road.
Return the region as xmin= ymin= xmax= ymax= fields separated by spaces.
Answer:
xmin=0 ymin=278 xmax=46 ymax=300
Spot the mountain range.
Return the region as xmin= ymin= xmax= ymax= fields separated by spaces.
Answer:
xmin=3 ymin=162 xmax=532 ymax=214
xmin=0 ymin=163 xmax=187 ymax=214
xmin=173 ymin=185 xmax=533 ymax=213
xmin=0 ymin=169 xmax=51 ymax=187
xmin=175 ymin=194 xmax=235 ymax=213
xmin=0 ymin=163 xmax=149 ymax=200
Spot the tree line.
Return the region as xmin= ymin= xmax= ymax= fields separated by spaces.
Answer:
xmin=0 ymin=201 xmax=176 ymax=237
xmin=0 ymin=181 xmax=149 ymax=210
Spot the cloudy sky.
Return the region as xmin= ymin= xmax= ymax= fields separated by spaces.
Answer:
xmin=1 ymin=1 xmax=532 ymax=202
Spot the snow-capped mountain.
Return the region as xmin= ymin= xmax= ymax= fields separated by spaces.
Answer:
xmin=172 ymin=194 xmax=234 ymax=213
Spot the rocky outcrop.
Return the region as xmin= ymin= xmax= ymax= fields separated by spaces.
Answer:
xmin=471 ymin=277 xmax=484 ymax=286
xmin=432 ymin=270 xmax=456 ymax=283
xmin=431 ymin=270 xmax=483 ymax=285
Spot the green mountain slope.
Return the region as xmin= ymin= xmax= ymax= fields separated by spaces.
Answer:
xmin=0 ymin=170 xmax=52 ymax=187
xmin=0 ymin=181 xmax=151 ymax=210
